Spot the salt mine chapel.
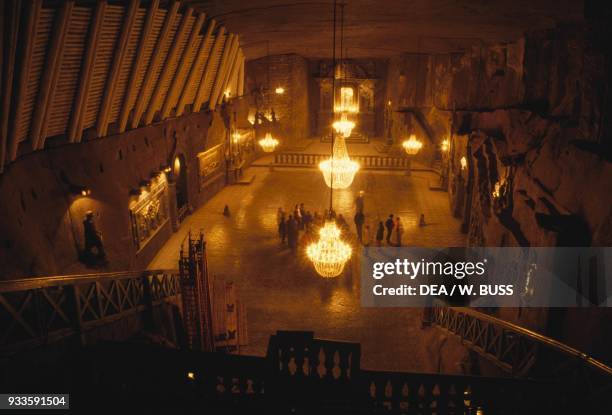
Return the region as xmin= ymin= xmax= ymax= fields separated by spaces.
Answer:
xmin=0 ymin=0 xmax=611 ymax=413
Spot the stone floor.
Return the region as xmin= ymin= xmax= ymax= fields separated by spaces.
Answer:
xmin=149 ymin=165 xmax=468 ymax=373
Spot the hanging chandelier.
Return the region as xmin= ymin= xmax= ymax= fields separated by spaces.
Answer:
xmin=307 ymin=221 xmax=352 ymax=278
xmin=319 ymin=0 xmax=358 ymax=190
xmin=258 ymin=132 xmax=279 ymax=152
xmin=319 ymin=133 xmax=359 ymax=189
xmin=402 ymin=134 xmax=423 ymax=155
xmin=308 ymin=0 xmax=353 ymax=279
xmin=332 ymin=112 xmax=355 ymax=138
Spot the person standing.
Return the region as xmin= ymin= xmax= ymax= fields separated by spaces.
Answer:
xmin=354 ymin=190 xmax=365 ymax=214
xmin=376 ymin=222 xmax=384 ymax=246
xmin=385 ymin=214 xmax=395 ymax=245
xmin=354 ymin=211 xmax=365 ymax=242
xmin=395 ymin=217 xmax=404 ymax=247
xmin=287 ymin=215 xmax=298 ymax=253
xmin=278 ymin=212 xmax=287 ymax=244
xmin=83 ymin=210 xmax=106 ymax=263
xmin=363 ymin=224 xmax=372 ymax=246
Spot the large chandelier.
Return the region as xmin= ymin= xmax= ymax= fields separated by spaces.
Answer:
xmin=307 ymin=221 xmax=352 ymax=278
xmin=319 ymin=133 xmax=359 ymax=189
xmin=332 ymin=112 xmax=355 ymax=138
xmin=258 ymin=132 xmax=279 ymax=152
xmin=402 ymin=134 xmax=423 ymax=155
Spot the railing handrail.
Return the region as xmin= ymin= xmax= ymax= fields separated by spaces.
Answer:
xmin=437 ymin=305 xmax=612 ymax=376
xmin=0 ymin=269 xmax=179 ymax=292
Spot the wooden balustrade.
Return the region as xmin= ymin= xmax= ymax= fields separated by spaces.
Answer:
xmin=0 ymin=269 xmax=180 ymax=353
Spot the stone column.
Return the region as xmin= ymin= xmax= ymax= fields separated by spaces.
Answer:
xmin=167 ymin=181 xmax=179 ymax=232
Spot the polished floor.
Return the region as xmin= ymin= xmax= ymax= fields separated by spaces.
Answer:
xmin=149 ymin=165 xmax=468 ymax=372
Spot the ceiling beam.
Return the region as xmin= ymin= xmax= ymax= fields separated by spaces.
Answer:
xmin=192 ymin=26 xmax=226 ymax=113
xmin=175 ymin=18 xmax=216 ymax=117
xmin=7 ymin=0 xmax=41 ymax=159
xmin=217 ymin=39 xmax=241 ymax=106
xmin=144 ymin=7 xmax=194 ymax=125
xmin=160 ymin=11 xmax=205 ymax=120
xmin=131 ymin=0 xmax=179 ymax=129
xmin=96 ymin=0 xmax=140 ymax=137
xmin=118 ymin=0 xmax=159 ymax=134
xmin=1 ymin=0 xmax=21 ymax=172
xmin=208 ymin=34 xmax=237 ymax=110
xmin=237 ymin=51 xmax=245 ymax=97
xmin=68 ymin=0 xmax=106 ymax=143
xmin=31 ymin=0 xmax=74 ymax=150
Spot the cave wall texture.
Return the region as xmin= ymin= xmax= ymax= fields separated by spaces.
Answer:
xmin=0 ymin=110 xmax=229 ymax=279
xmin=245 ymin=54 xmax=310 ymax=146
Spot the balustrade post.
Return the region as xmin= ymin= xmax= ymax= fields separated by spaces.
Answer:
xmin=406 ymin=158 xmax=412 ymax=176
xmin=69 ymin=284 xmax=86 ymax=346
xmin=142 ymin=273 xmax=155 ymax=331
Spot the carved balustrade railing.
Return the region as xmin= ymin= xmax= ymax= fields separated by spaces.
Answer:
xmin=274 ymin=153 xmax=412 ymax=170
xmin=362 ymin=369 xmax=548 ymax=414
xmin=0 ymin=269 xmax=180 ymax=353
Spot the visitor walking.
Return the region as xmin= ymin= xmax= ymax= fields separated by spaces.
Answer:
xmin=355 ymin=190 xmax=365 ymax=214
xmin=385 ymin=214 xmax=395 ymax=244
xmin=278 ymin=212 xmax=287 ymax=244
xmin=287 ymin=215 xmax=298 ymax=253
xmin=376 ymin=222 xmax=384 ymax=246
xmin=363 ymin=224 xmax=372 ymax=246
xmin=354 ymin=211 xmax=365 ymax=242
xmin=395 ymin=217 xmax=403 ymax=247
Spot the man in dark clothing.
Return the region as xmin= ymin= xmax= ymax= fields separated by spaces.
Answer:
xmin=376 ymin=222 xmax=385 ymax=246
xmin=83 ymin=211 xmax=106 ymax=263
xmin=278 ymin=213 xmax=287 ymax=244
xmin=286 ymin=215 xmax=298 ymax=253
xmin=354 ymin=211 xmax=365 ymax=242
xmin=355 ymin=190 xmax=365 ymax=214
xmin=385 ymin=214 xmax=395 ymax=244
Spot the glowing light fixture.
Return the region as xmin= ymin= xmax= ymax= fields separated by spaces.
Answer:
xmin=332 ymin=112 xmax=355 ymax=138
xmin=306 ymin=221 xmax=352 ymax=278
xmin=275 ymin=86 xmax=285 ymax=94
xmin=187 ymin=371 xmax=196 ymax=380
xmin=441 ymin=139 xmax=450 ymax=152
xmin=258 ymin=132 xmax=279 ymax=152
xmin=232 ymin=132 xmax=242 ymax=144
xmin=80 ymin=188 xmax=91 ymax=197
xmin=402 ymin=134 xmax=423 ymax=155
xmin=460 ymin=156 xmax=467 ymax=170
xmin=224 ymin=89 xmax=231 ymax=98
xmin=319 ymin=134 xmax=359 ymax=189
xmin=308 ymin=0 xmax=354 ymax=279
xmin=492 ymin=180 xmax=503 ymax=199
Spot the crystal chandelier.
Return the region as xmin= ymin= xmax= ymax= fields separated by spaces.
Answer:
xmin=308 ymin=0 xmax=353 ymax=279
xmin=402 ymin=134 xmax=423 ymax=155
xmin=258 ymin=132 xmax=279 ymax=152
xmin=332 ymin=112 xmax=355 ymax=138
xmin=307 ymin=221 xmax=352 ymax=278
xmin=319 ymin=133 xmax=359 ymax=189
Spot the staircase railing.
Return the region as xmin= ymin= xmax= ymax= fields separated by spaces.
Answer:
xmin=430 ymin=304 xmax=612 ymax=378
xmin=0 ymin=269 xmax=180 ymax=353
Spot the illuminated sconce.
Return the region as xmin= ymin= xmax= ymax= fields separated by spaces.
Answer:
xmin=187 ymin=372 xmax=196 ymax=380
xmin=387 ymin=100 xmax=392 ymax=106
xmin=163 ymin=165 xmax=172 ymax=174
xmin=402 ymin=134 xmax=423 ymax=155
xmin=492 ymin=180 xmax=502 ymax=199
xmin=232 ymin=132 xmax=242 ymax=144
xmin=441 ymin=139 xmax=450 ymax=152
xmin=275 ymin=86 xmax=285 ymax=95
xmin=460 ymin=156 xmax=467 ymax=171
xmin=247 ymin=112 xmax=256 ymax=125
xmin=70 ymin=185 xmax=91 ymax=197
xmin=224 ymin=89 xmax=231 ymax=99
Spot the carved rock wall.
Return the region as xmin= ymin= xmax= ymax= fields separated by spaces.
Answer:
xmin=0 ymin=110 xmax=229 ymax=279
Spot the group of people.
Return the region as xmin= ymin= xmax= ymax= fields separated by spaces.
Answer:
xmin=275 ymin=191 xmax=427 ymax=251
